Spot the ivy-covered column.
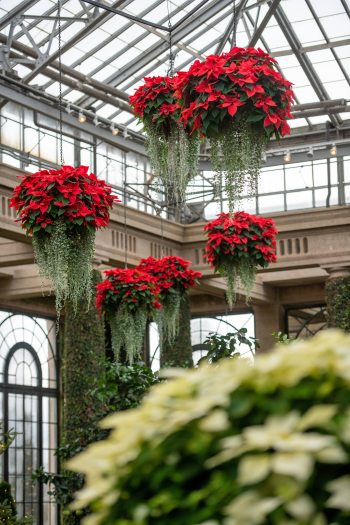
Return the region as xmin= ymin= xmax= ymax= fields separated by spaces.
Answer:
xmin=61 ymin=270 xmax=106 ymax=524
xmin=160 ymin=293 xmax=193 ymax=368
xmin=326 ymin=267 xmax=350 ymax=331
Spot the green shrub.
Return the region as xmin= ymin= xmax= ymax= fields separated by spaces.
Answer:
xmin=326 ymin=277 xmax=350 ymax=331
xmin=34 ymin=362 xmax=158 ymax=521
xmin=70 ymin=330 xmax=350 ymax=525
xmin=0 ymin=481 xmax=31 ymax=524
xmin=198 ymin=328 xmax=258 ymax=364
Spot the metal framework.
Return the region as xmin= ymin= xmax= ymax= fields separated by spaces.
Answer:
xmin=0 ymin=0 xmax=349 ymax=214
xmin=0 ymin=1 xmax=348 ymax=131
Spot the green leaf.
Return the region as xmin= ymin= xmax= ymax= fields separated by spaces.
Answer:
xmin=246 ymin=113 xmax=265 ymax=123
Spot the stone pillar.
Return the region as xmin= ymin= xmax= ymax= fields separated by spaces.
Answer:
xmin=253 ymin=303 xmax=284 ymax=352
xmin=325 ymin=267 xmax=350 ymax=331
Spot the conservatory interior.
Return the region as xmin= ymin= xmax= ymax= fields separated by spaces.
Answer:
xmin=0 ymin=0 xmax=349 ymax=524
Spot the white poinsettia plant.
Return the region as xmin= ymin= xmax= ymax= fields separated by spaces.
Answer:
xmin=69 ymin=330 xmax=350 ymax=525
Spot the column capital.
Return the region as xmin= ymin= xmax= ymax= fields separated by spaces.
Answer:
xmin=325 ymin=266 xmax=350 ymax=280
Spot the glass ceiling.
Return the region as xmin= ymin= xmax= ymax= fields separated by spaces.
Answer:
xmin=0 ymin=0 xmax=349 ymax=140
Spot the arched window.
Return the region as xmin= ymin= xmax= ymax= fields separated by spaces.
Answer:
xmin=0 ymin=311 xmax=58 ymax=525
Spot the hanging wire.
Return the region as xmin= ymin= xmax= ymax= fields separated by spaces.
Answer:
xmin=232 ymin=0 xmax=237 ymax=47
xmin=57 ymin=0 xmax=64 ymax=165
xmin=166 ymin=0 xmax=175 ymax=77
xmin=123 ymin=161 xmax=128 ymax=268
xmin=156 ymin=204 xmax=165 ymax=256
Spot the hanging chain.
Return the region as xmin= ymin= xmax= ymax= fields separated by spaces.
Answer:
xmin=57 ymin=0 xmax=64 ymax=165
xmin=232 ymin=0 xmax=237 ymax=47
xmin=166 ymin=0 xmax=174 ymax=77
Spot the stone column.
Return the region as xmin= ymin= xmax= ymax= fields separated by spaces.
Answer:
xmin=253 ymin=303 xmax=284 ymax=352
xmin=325 ymin=266 xmax=350 ymax=331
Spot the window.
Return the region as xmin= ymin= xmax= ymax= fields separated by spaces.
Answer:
xmin=0 ymin=311 xmax=58 ymax=525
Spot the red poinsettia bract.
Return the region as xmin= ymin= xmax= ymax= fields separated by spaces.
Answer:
xmin=10 ymin=165 xmax=120 ymax=235
xmin=129 ymin=76 xmax=181 ymax=129
xmin=96 ymin=268 xmax=162 ymax=316
xmin=204 ymin=211 xmax=278 ymax=270
xmin=138 ymin=255 xmax=202 ymax=293
xmin=175 ymin=47 xmax=294 ymax=138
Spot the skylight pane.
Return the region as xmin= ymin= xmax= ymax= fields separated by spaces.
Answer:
xmin=323 ymin=80 xmax=350 ymax=99
xmin=292 ymin=19 xmax=324 ymax=45
xmin=310 ymin=0 xmax=344 ymax=17
xmin=312 ymin=59 xmax=345 ymax=83
xmin=321 ymin=14 xmax=350 ymax=39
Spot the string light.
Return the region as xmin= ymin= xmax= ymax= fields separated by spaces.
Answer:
xmin=329 ymin=143 xmax=337 ymax=156
xmin=283 ymin=150 xmax=291 ymax=162
xmin=78 ymin=111 xmax=86 ymax=123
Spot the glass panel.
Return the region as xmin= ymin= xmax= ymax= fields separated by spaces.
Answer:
xmin=286 ymin=190 xmax=313 ymax=210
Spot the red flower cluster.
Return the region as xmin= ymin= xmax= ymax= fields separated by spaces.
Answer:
xmin=174 ymin=47 xmax=294 ymax=138
xmin=96 ymin=268 xmax=162 ymax=316
xmin=10 ymin=165 xmax=120 ymax=235
xmin=129 ymin=76 xmax=180 ymax=129
xmin=204 ymin=211 xmax=277 ymax=269
xmin=138 ymin=256 xmax=201 ymax=293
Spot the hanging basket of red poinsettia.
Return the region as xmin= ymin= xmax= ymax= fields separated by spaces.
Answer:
xmin=175 ymin=47 xmax=294 ymax=210
xmin=204 ymin=211 xmax=277 ymax=306
xmin=10 ymin=165 xmax=119 ymax=316
xmin=129 ymin=75 xmax=199 ymax=205
xmin=96 ymin=268 xmax=162 ymax=363
xmin=138 ymin=256 xmax=201 ymax=343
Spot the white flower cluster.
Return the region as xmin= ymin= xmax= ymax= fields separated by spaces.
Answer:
xmin=69 ymin=330 xmax=350 ymax=525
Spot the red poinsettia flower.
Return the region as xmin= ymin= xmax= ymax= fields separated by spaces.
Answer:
xmin=138 ymin=256 xmax=201 ymax=294
xmin=129 ymin=75 xmax=186 ymax=132
xmin=204 ymin=212 xmax=278 ymax=269
xmin=10 ymin=165 xmax=120 ymax=236
xmin=96 ymin=268 xmax=162 ymax=317
xmin=175 ymin=46 xmax=294 ymax=140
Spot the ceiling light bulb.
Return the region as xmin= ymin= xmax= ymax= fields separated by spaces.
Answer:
xmin=330 ymin=143 xmax=337 ymax=156
xmin=283 ymin=150 xmax=291 ymax=162
xmin=111 ymin=124 xmax=119 ymax=136
xmin=78 ymin=111 xmax=86 ymax=123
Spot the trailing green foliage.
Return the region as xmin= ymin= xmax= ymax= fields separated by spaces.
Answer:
xmin=210 ymin=122 xmax=267 ymax=211
xmin=32 ymin=221 xmax=95 ymax=319
xmin=326 ymin=277 xmax=350 ymax=331
xmin=222 ymin=260 xmax=256 ymax=307
xmin=109 ymin=305 xmax=148 ymax=364
xmin=160 ymin=293 xmax=193 ymax=368
xmin=145 ymin=122 xmax=199 ymax=206
xmin=70 ymin=330 xmax=350 ymax=525
xmin=155 ymin=291 xmax=182 ymax=345
xmin=198 ymin=327 xmax=258 ymax=364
